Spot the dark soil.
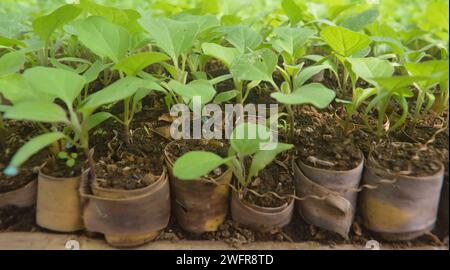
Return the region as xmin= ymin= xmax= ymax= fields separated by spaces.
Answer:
xmin=41 ymin=154 xmax=84 ymax=178
xmin=0 ymin=206 xmax=40 ymax=232
xmin=166 ymin=139 xmax=229 ymax=179
xmin=243 ymin=154 xmax=295 ymax=208
xmin=294 ymin=106 xmax=363 ymax=170
xmin=0 ymin=168 xmax=36 ymax=193
xmin=369 ymin=142 xmax=443 ymax=177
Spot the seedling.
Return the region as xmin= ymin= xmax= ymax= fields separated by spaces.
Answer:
xmin=57 ymin=151 xmax=78 ymax=168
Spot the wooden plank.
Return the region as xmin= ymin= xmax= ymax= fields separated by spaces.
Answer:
xmin=0 ymin=232 xmax=447 ymax=250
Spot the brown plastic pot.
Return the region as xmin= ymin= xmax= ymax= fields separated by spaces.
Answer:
xmin=0 ymin=179 xmax=37 ymax=208
xmin=36 ymin=169 xmax=84 ymax=232
xmin=164 ymin=141 xmax=232 ymax=234
xmin=437 ymin=177 xmax=449 ymax=238
xmin=359 ymin=156 xmax=445 ymax=241
xmin=80 ymin=168 xmax=171 ymax=248
xmin=231 ymin=190 xmax=294 ymax=231
xmin=292 ymin=154 xmax=364 ymax=238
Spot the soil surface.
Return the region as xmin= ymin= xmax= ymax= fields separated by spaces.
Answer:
xmin=41 ymin=154 xmax=84 ymax=178
xmin=369 ymin=142 xmax=443 ymax=177
xmin=243 ymin=154 xmax=295 ymax=208
xmin=294 ymin=106 xmax=363 ymax=171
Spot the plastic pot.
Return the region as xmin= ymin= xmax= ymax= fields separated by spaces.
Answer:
xmin=360 ymin=159 xmax=445 ymax=241
xmin=0 ymin=179 xmax=37 ymax=209
xmin=80 ymin=168 xmax=171 ymax=248
xmin=436 ymin=177 xmax=449 ymax=238
xmin=292 ymin=155 xmax=364 ymax=238
xmin=36 ymin=169 xmax=84 ymax=232
xmin=164 ymin=141 xmax=232 ymax=234
xmin=231 ymin=190 xmax=294 ymax=231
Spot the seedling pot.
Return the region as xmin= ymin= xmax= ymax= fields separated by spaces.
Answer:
xmin=164 ymin=141 xmax=232 ymax=234
xmin=80 ymin=168 xmax=171 ymax=248
xmin=437 ymin=177 xmax=449 ymax=238
xmin=36 ymin=169 xmax=84 ymax=232
xmin=292 ymin=154 xmax=364 ymax=238
xmin=0 ymin=179 xmax=37 ymax=208
xmin=231 ymin=190 xmax=294 ymax=231
xmin=360 ymin=159 xmax=445 ymax=241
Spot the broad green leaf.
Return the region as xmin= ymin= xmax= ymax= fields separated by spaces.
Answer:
xmin=168 ymin=80 xmax=216 ymax=105
xmin=0 ymin=35 xmax=25 ymax=47
xmin=320 ymin=26 xmax=372 ymax=57
xmin=74 ymin=16 xmax=130 ymax=63
xmin=272 ymin=26 xmax=316 ymax=58
xmin=0 ymin=51 xmax=25 ymax=76
xmin=0 ymin=74 xmax=48 ymax=104
xmin=23 ymin=67 xmax=85 ymax=106
xmin=282 ymin=0 xmax=305 ymax=25
xmin=202 ymin=43 xmax=239 ymax=68
xmin=424 ymin=2 xmax=449 ymax=32
xmin=113 ymin=52 xmax=169 ymax=76
xmin=86 ymin=112 xmax=113 ymax=131
xmin=139 ymin=17 xmax=198 ymax=61
xmin=32 ymin=4 xmax=81 ymax=44
xmin=347 ymin=57 xmax=394 ymax=85
xmin=83 ymin=60 xmax=113 ymax=84
xmin=79 ymin=0 xmax=142 ymax=33
xmin=222 ymin=25 xmax=263 ymax=53
xmin=271 ymin=83 xmax=336 ymax=108
xmin=247 ymin=143 xmax=293 ymax=181
xmin=230 ymin=49 xmax=277 ymax=82
xmin=202 ymin=0 xmax=220 ymax=14
xmin=373 ymin=76 xmax=428 ymax=91
xmin=294 ymin=64 xmax=330 ymax=88
xmin=231 ymin=123 xmax=272 ymax=156
xmin=132 ymin=80 xmax=165 ymax=106
xmin=213 ymin=90 xmax=239 ymax=104
xmin=4 ymin=101 xmax=68 ymax=123
xmin=340 ymin=8 xmax=379 ymax=32
xmin=172 ymin=14 xmax=220 ymax=39
xmin=9 ymin=132 xmax=66 ymax=168
xmin=173 ymin=151 xmax=227 ymax=180
xmin=405 ymin=60 xmax=449 ymax=89
xmin=78 ymin=77 xmax=146 ymax=114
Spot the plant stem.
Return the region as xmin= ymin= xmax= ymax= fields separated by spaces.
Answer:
xmin=412 ymin=90 xmax=425 ymax=125
xmin=234 ymin=78 xmax=243 ymax=104
xmin=123 ymin=97 xmax=131 ymax=145
xmin=287 ymin=104 xmax=295 ymax=143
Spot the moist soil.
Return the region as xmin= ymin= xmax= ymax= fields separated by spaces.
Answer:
xmin=40 ymin=154 xmax=84 ymax=178
xmin=243 ymin=154 xmax=295 ymax=208
xmin=294 ymin=106 xmax=363 ymax=171
xmin=369 ymin=142 xmax=443 ymax=177
xmin=165 ymin=139 xmax=229 ymax=179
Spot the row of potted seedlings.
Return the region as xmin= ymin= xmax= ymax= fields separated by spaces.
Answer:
xmin=0 ymin=2 xmax=448 ymax=247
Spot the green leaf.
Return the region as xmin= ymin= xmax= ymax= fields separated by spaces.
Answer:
xmin=23 ymin=67 xmax=86 ymax=106
xmin=83 ymin=60 xmax=113 ymax=84
xmin=294 ymin=64 xmax=330 ymax=88
xmin=66 ymin=159 xmax=76 ymax=168
xmin=32 ymin=4 xmax=81 ymax=44
xmin=113 ymin=52 xmax=169 ymax=76
xmin=271 ymin=83 xmax=336 ymax=108
xmin=230 ymin=49 xmax=277 ymax=82
xmin=0 ymin=74 xmax=45 ymax=104
xmin=4 ymin=101 xmax=69 ymax=123
xmin=373 ymin=76 xmax=428 ymax=91
xmin=222 ymin=25 xmax=263 ymax=53
xmin=0 ymin=51 xmax=25 ymax=76
xmin=74 ymin=16 xmax=130 ymax=63
xmin=139 ymin=17 xmax=198 ymax=61
xmin=78 ymin=77 xmax=145 ymax=114
xmin=213 ymin=90 xmax=239 ymax=104
xmin=230 ymin=123 xmax=272 ymax=157
xmin=86 ymin=112 xmax=113 ymax=131
xmin=347 ymin=57 xmax=394 ymax=85
xmin=424 ymin=2 xmax=449 ymax=32
xmin=247 ymin=143 xmax=293 ymax=181
xmin=9 ymin=132 xmax=66 ymax=168
xmin=202 ymin=43 xmax=239 ymax=68
xmin=340 ymin=8 xmax=379 ymax=32
xmin=320 ymin=26 xmax=372 ymax=57
xmin=272 ymin=26 xmax=316 ymax=58
xmin=405 ymin=60 xmax=449 ymax=89
xmin=173 ymin=151 xmax=227 ymax=180
xmin=282 ymin=0 xmax=305 ymax=25
xmin=168 ymin=80 xmax=216 ymax=105
xmin=58 ymin=151 xmax=68 ymax=159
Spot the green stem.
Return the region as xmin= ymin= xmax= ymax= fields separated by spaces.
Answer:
xmin=413 ymin=90 xmax=425 ymax=125
xmin=234 ymin=78 xmax=243 ymax=104
xmin=287 ymin=104 xmax=295 ymax=143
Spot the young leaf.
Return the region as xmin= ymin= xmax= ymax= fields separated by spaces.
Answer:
xmin=78 ymin=77 xmax=146 ymax=114
xmin=230 ymin=123 xmax=272 ymax=157
xmin=320 ymin=26 xmax=372 ymax=57
xmin=202 ymin=43 xmax=239 ymax=68
xmin=347 ymin=57 xmax=394 ymax=85
xmin=83 ymin=60 xmax=114 ymax=84
xmin=8 ymin=132 xmax=66 ymax=168
xmin=282 ymin=0 xmax=305 ymax=25
xmin=113 ymin=52 xmax=169 ymax=76
xmin=168 ymin=80 xmax=216 ymax=105
xmin=139 ymin=17 xmax=198 ymax=61
xmin=85 ymin=112 xmax=114 ymax=131
xmin=0 ymin=51 xmax=25 ymax=76
xmin=272 ymin=26 xmax=316 ymax=58
xmin=173 ymin=151 xmax=227 ymax=180
xmin=230 ymin=49 xmax=277 ymax=82
xmin=294 ymin=64 xmax=330 ymax=88
xmin=271 ymin=83 xmax=336 ymax=108
xmin=74 ymin=16 xmax=130 ymax=63
xmin=373 ymin=76 xmax=428 ymax=91
xmin=0 ymin=74 xmax=46 ymax=104
xmin=405 ymin=60 xmax=449 ymax=89
xmin=4 ymin=101 xmax=69 ymax=123
xmin=213 ymin=90 xmax=239 ymax=104
xmin=247 ymin=143 xmax=293 ymax=181
xmin=23 ymin=67 xmax=86 ymax=106
xmin=222 ymin=25 xmax=263 ymax=53
xmin=32 ymin=4 xmax=81 ymax=44
xmin=340 ymin=8 xmax=379 ymax=32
